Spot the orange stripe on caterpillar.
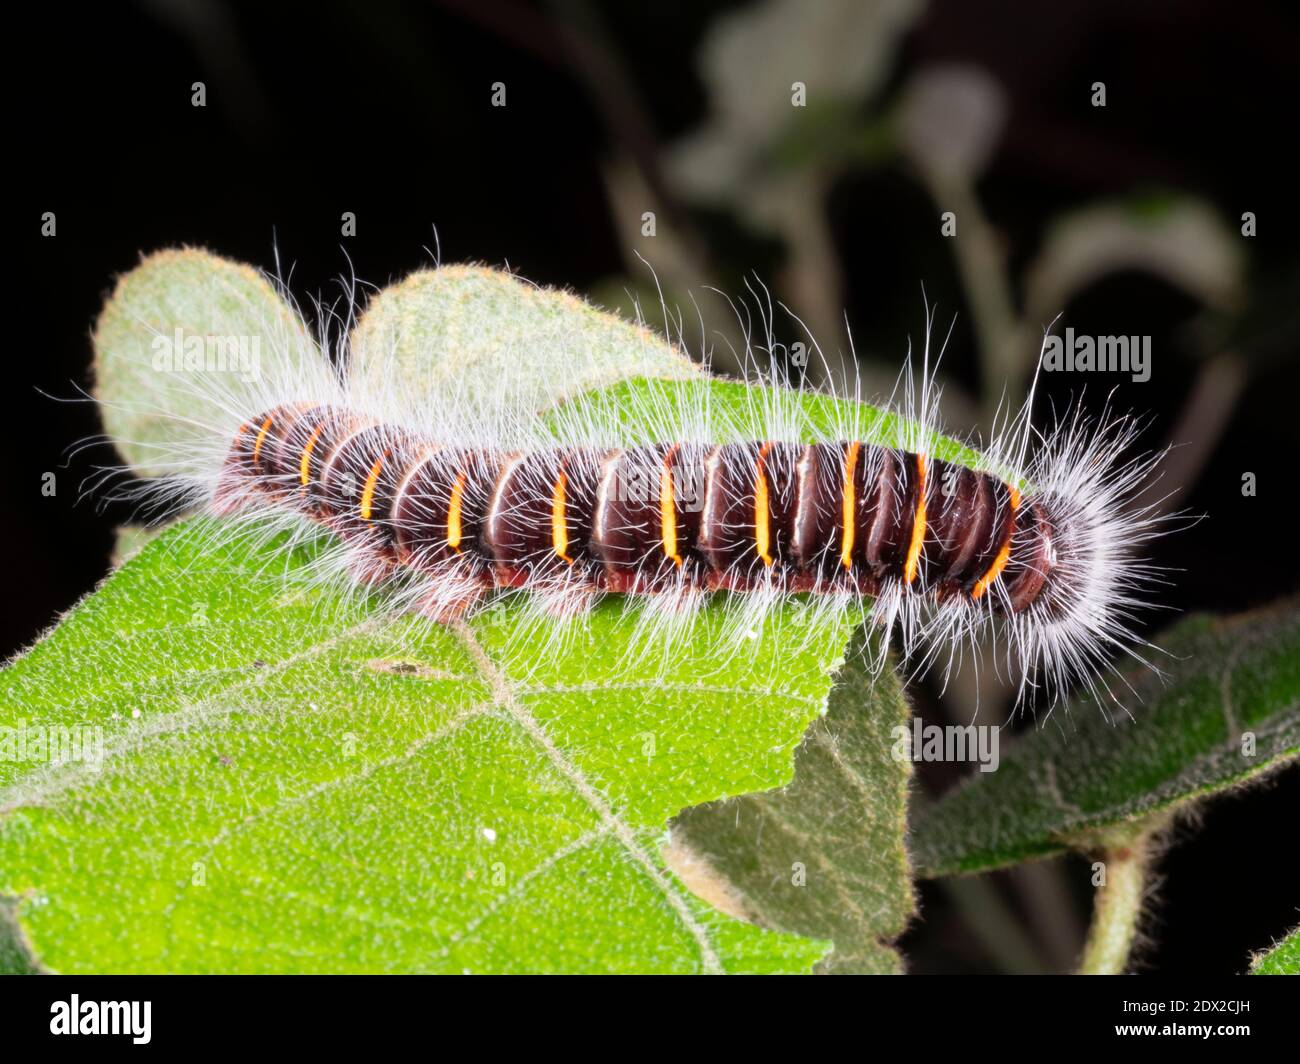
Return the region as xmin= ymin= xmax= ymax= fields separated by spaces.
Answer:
xmin=903 ymin=453 xmax=928 ymax=585
xmin=840 ymin=441 xmax=860 ymax=570
xmin=446 ymin=471 xmax=467 ymax=552
xmin=971 ymin=485 xmax=1021 ymax=600
xmin=251 ymin=414 xmax=275 ymax=469
xmin=659 ymin=447 xmax=683 ymax=568
xmin=299 ymin=422 xmax=326 ymax=486
xmin=551 ymin=472 xmax=574 ymax=565
xmin=754 ymin=442 xmax=774 ymax=568
xmin=359 ymin=456 xmax=384 ymax=521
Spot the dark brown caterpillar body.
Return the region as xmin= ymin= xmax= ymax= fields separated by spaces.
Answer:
xmin=217 ymin=404 xmax=1058 ymax=617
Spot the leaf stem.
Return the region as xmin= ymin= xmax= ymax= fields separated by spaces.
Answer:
xmin=1078 ymin=826 xmax=1159 ymax=975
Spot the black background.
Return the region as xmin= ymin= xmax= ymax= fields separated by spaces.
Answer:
xmin=9 ymin=0 xmax=1299 ymax=974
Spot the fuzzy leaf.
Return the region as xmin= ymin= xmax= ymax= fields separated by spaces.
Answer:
xmin=93 ymin=248 xmax=323 ymax=479
xmin=911 ymin=603 xmax=1300 ymax=877
xmin=1250 ymin=927 xmax=1300 ymax=975
xmin=347 ymin=264 xmax=700 ymax=413
xmin=1 ymin=512 xmax=852 ymax=973
xmin=669 ymin=634 xmax=915 ymax=973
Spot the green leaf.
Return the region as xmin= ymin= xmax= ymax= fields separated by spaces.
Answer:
xmin=669 ymin=633 xmax=915 ymax=973
xmin=911 ymin=603 xmax=1300 ymax=877
xmin=1 ymin=512 xmax=852 ymax=973
xmin=1250 ymin=927 xmax=1300 ymax=975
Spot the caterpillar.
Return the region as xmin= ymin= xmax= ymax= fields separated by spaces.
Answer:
xmin=219 ymin=405 xmax=1050 ymax=619
xmin=89 ymin=255 xmax=1170 ymax=710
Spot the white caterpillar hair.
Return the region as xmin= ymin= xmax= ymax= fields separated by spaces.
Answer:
xmin=81 ymin=253 xmax=1175 ymax=716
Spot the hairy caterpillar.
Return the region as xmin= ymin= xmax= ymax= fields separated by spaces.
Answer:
xmin=222 ymin=407 xmax=1048 ymax=617
xmin=88 ymin=255 xmax=1170 ymax=711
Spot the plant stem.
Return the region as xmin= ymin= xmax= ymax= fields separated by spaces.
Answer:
xmin=926 ymin=175 xmax=1025 ymax=427
xmin=1078 ymin=827 xmax=1159 ymax=975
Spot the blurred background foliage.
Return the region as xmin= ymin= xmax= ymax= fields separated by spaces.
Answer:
xmin=11 ymin=0 xmax=1298 ymax=972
